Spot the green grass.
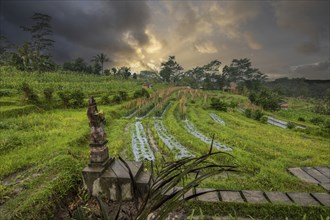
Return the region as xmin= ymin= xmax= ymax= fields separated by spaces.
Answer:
xmin=0 ymin=67 xmax=149 ymax=219
xmin=1 ymin=69 xmax=329 ymax=219
xmin=0 ymin=109 xmax=88 ymax=219
xmin=158 ymin=92 xmax=329 ymax=192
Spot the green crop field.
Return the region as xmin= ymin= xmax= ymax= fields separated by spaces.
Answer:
xmin=0 ymin=68 xmax=329 ymax=219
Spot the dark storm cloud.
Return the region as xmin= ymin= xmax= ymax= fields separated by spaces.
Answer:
xmin=0 ymin=1 xmax=151 ymax=62
xmin=296 ymin=41 xmax=320 ymax=54
xmin=291 ymin=60 xmax=330 ymax=77
xmin=0 ymin=1 xmax=329 ymax=79
xmin=272 ymin=1 xmax=329 ymax=55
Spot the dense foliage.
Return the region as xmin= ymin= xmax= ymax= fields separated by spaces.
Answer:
xmin=210 ymin=98 xmax=227 ymax=111
xmin=266 ymin=77 xmax=330 ymax=99
xmin=249 ymin=88 xmax=282 ymax=111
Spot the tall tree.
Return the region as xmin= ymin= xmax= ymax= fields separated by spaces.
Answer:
xmin=21 ymin=13 xmax=55 ymax=72
xmin=111 ymin=67 xmax=117 ymax=76
xmin=118 ymin=66 xmax=131 ymax=79
xmin=92 ymin=53 xmax=110 ymax=74
xmin=222 ymin=58 xmax=267 ymax=92
xmin=159 ymin=56 xmax=183 ymax=82
xmin=159 ymin=56 xmax=183 ymax=83
xmin=181 ymin=60 xmax=222 ymax=89
xmin=0 ymin=35 xmax=14 ymax=66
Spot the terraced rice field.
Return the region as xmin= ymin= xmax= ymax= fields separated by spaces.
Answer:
xmin=1 ymin=69 xmax=329 ymax=219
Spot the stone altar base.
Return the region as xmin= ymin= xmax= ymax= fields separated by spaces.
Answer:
xmin=82 ymin=159 xmax=150 ymax=201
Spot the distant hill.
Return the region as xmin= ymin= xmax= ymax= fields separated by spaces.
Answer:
xmin=265 ymin=78 xmax=330 ymax=98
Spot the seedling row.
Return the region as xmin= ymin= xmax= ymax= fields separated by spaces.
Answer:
xmin=131 ymin=121 xmax=155 ymax=161
xmin=154 ymin=120 xmax=193 ymax=159
xmin=183 ymin=120 xmax=232 ymax=152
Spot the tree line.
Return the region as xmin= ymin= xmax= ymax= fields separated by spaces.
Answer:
xmin=1 ymin=12 xmax=266 ymax=90
xmin=3 ymin=12 xmax=327 ymax=112
xmin=158 ymin=55 xmax=267 ymax=92
xmin=0 ymin=12 xmax=133 ymax=77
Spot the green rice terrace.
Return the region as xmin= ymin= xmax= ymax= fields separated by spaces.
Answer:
xmin=0 ymin=68 xmax=329 ymax=219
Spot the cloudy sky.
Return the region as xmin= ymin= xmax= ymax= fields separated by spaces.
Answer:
xmin=1 ymin=1 xmax=329 ymax=79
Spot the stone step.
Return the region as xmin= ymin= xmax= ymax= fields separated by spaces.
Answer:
xmin=242 ymin=190 xmax=269 ymax=204
xmin=288 ymin=168 xmax=319 ymax=184
xmin=311 ymin=193 xmax=330 ymax=206
xmin=287 ymin=192 xmax=320 ymax=206
xmin=303 ymin=167 xmax=329 ymax=183
xmin=264 ymin=191 xmax=292 ymax=204
xmin=315 ymin=166 xmax=330 ymax=179
xmin=220 ymin=191 xmax=245 ymax=203
xmin=319 ymin=182 xmax=330 ymax=191
xmin=195 ymin=188 xmax=219 ymax=202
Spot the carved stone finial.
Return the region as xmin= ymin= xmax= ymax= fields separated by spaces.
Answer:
xmin=86 ymin=96 xmax=109 ymax=164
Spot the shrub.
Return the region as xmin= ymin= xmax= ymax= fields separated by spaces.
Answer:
xmin=253 ymin=109 xmax=264 ymax=121
xmin=312 ymin=100 xmax=330 ymax=115
xmin=43 ymin=88 xmax=54 ymax=102
xmin=154 ymin=109 xmax=162 ymax=117
xmin=260 ymin=115 xmax=268 ymax=124
xmin=248 ymin=93 xmax=257 ymax=103
xmin=134 ymin=88 xmax=150 ymax=98
xmin=118 ymin=91 xmax=128 ymax=101
xmin=298 ymin=117 xmax=305 ymax=122
xmin=58 ymin=90 xmax=85 ymax=108
xmin=0 ymin=89 xmax=12 ymax=97
xmin=20 ymin=82 xmax=39 ymax=104
xmin=100 ymin=95 xmax=111 ymax=104
xmin=310 ymin=117 xmax=324 ymax=125
xmin=244 ymin=108 xmax=252 ymax=118
xmin=249 ymin=89 xmax=281 ymax=111
xmin=112 ymin=94 xmax=122 ymax=104
xmin=229 ymin=101 xmax=238 ymax=108
xmin=287 ymin=122 xmax=296 ymax=129
xmin=70 ymin=90 xmax=85 ymax=108
xmin=210 ymin=98 xmax=227 ymax=111
xmin=58 ymin=91 xmax=71 ymax=108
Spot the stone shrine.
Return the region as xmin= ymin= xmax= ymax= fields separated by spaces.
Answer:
xmin=82 ymin=97 xmax=149 ymax=201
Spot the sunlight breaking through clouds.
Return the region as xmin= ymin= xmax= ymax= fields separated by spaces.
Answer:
xmin=1 ymin=0 xmax=329 ymax=79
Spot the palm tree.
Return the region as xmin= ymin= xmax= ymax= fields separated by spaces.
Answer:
xmin=92 ymin=53 xmax=111 ymax=74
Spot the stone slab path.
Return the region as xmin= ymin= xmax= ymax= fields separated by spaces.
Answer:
xmin=181 ymin=189 xmax=329 ymax=207
xmin=175 ymin=166 xmax=330 ymax=207
xmin=288 ymin=166 xmax=330 ymax=191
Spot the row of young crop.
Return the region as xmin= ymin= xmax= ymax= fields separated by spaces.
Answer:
xmin=209 ymin=113 xmax=226 ymax=125
xmin=130 ymin=89 xmax=235 ymax=162
xmin=183 ymin=120 xmax=232 ymax=151
xmin=154 ymin=120 xmax=193 ymax=159
xmin=131 ymin=121 xmax=155 ymax=161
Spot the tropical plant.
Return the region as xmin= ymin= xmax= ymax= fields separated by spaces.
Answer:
xmin=21 ymin=12 xmax=55 ymax=72
xmin=92 ymin=53 xmax=111 ymax=74
xmin=129 ymin=143 xmax=236 ymax=219
xmin=72 ymin=142 xmax=236 ymax=219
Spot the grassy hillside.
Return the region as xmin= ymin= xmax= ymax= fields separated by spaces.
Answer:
xmin=156 ymin=91 xmax=329 ymax=192
xmin=0 ymin=68 xmax=329 ymax=219
xmin=0 ymin=68 xmax=145 ymax=218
